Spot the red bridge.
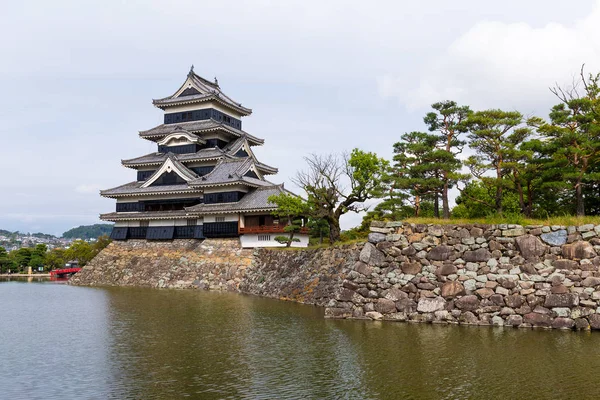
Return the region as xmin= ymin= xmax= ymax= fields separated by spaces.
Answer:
xmin=49 ymin=267 xmax=81 ymax=277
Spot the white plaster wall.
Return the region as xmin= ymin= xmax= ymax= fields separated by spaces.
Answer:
xmin=240 ymin=234 xmax=309 ymax=248
xmin=204 ymin=214 xmax=239 ymax=223
xmin=164 ymin=102 xmax=243 ymax=119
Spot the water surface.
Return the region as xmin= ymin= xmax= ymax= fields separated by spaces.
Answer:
xmin=1 ymin=278 xmax=598 ymax=399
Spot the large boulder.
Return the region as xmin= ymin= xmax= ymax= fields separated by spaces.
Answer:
xmin=427 ymin=245 xmax=453 ymax=261
xmin=463 ymin=248 xmax=492 ymax=262
xmin=401 ymin=262 xmax=422 ymax=275
xmin=540 ymin=230 xmax=568 ymax=246
xmin=524 ymin=312 xmax=553 ymax=327
xmin=544 ymin=293 xmax=579 ymax=308
xmin=359 ymin=243 xmax=386 ymax=266
xmin=588 ymin=314 xmax=600 ymax=330
xmin=384 ymin=288 xmax=408 ymax=301
xmin=441 ymin=281 xmax=465 ymax=299
xmin=552 ymin=259 xmax=579 ymax=270
xmin=455 ymin=295 xmax=480 ymax=311
xmin=374 ymin=298 xmax=397 ymax=314
xmin=515 ymin=235 xmax=547 ymax=259
xmin=562 ymin=241 xmax=597 ymax=260
xmin=505 ymin=295 xmax=525 ymax=308
xmin=417 ymin=296 xmax=446 ymax=313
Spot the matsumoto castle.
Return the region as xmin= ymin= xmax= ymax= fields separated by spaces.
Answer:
xmin=101 ymin=67 xmax=309 ymax=247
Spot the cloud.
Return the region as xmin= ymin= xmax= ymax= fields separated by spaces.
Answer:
xmin=378 ymin=0 xmax=600 ymax=115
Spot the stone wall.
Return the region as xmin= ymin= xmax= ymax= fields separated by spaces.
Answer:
xmin=325 ymin=222 xmax=600 ymax=330
xmin=72 ymin=221 xmax=600 ymax=330
xmin=69 ymin=239 xmax=253 ymax=290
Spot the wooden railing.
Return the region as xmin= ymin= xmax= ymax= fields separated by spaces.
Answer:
xmin=238 ymin=225 xmax=309 ymax=234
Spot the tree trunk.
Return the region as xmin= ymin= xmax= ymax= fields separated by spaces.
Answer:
xmin=286 ymin=216 xmax=293 ymax=247
xmin=442 ymin=179 xmax=450 ymax=219
xmin=329 ymin=219 xmax=341 ymax=243
xmin=414 ymin=195 xmax=421 ymax=217
xmin=526 ymin=180 xmax=533 ymax=218
xmin=496 ymin=164 xmax=503 ymax=215
xmin=576 ymin=181 xmax=585 ymax=217
xmin=434 ymin=194 xmax=440 ymax=218
xmin=516 ymin=179 xmax=525 ymax=216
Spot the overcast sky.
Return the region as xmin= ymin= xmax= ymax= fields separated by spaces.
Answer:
xmin=1 ymin=0 xmax=599 ymax=235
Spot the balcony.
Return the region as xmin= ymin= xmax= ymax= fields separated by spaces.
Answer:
xmin=238 ymin=225 xmax=309 ymax=235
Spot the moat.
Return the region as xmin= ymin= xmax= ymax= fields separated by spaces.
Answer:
xmin=2 ymin=278 xmax=600 ymax=399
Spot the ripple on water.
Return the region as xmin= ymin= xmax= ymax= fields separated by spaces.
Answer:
xmin=2 ymin=280 xmax=600 ymax=399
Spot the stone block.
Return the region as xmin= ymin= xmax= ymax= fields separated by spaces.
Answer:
xmin=552 ymin=317 xmax=575 ymax=329
xmin=523 ymin=312 xmax=553 ymax=327
xmin=455 ymin=295 xmax=480 ymax=311
xmin=365 ymin=311 xmax=383 ymax=320
xmin=515 ymin=235 xmax=547 ymax=259
xmin=427 ymin=245 xmax=453 ymax=261
xmin=417 ymin=296 xmax=446 ymax=313
xmin=463 ymin=248 xmax=492 ymax=262
xmin=441 ymin=281 xmax=465 ymax=298
xmin=368 ymin=232 xmax=386 ymax=243
xmin=359 ymin=243 xmax=386 ymax=266
xmin=540 ymin=230 xmax=567 ymax=246
xmin=562 ymin=241 xmax=597 ymax=260
xmin=401 ymin=262 xmax=421 ymax=275
xmin=375 ymin=298 xmax=397 ymax=314
xmin=544 ymin=293 xmax=579 ymax=308
xmin=503 ymin=227 xmax=525 ymax=237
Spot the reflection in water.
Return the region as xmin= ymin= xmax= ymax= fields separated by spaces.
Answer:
xmin=2 ymin=280 xmax=600 ymax=399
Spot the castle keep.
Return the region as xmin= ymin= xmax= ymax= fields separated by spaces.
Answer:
xmin=101 ymin=67 xmax=308 ymax=247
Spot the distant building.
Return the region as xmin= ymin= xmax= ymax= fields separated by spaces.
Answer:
xmin=100 ymin=67 xmax=308 ymax=247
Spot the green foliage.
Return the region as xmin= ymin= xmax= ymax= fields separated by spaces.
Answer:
xmin=63 ymin=236 xmax=111 ymax=266
xmin=294 ymin=149 xmax=387 ymax=244
xmin=0 ymin=246 xmax=14 ymax=273
xmin=62 ymin=224 xmax=113 ymax=239
xmin=453 ymin=181 xmax=521 ymax=219
xmin=268 ymin=193 xmax=309 ymax=247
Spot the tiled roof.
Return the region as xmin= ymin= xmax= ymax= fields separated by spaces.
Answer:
xmin=100 ymin=210 xmax=193 ymax=221
xmin=185 ymin=185 xmax=287 ymax=214
xmin=139 ymin=119 xmax=264 ymax=145
xmin=188 ymin=158 xmax=271 ymax=188
xmin=152 ymin=70 xmax=252 ymax=116
xmin=100 ymin=181 xmax=201 ymax=197
xmin=122 ymin=148 xmax=226 ymax=167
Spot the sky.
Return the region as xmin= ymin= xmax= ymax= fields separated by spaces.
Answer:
xmin=1 ymin=0 xmax=600 ymax=235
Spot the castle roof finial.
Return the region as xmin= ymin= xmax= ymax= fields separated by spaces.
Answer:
xmin=214 ymin=76 xmax=219 ymax=86
xmin=188 ymin=64 xmax=194 ymax=76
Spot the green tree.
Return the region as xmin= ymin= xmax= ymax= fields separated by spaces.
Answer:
xmin=45 ymin=248 xmax=67 ymax=270
xmin=0 ymin=247 xmax=14 ymax=273
xmin=307 ymin=218 xmax=329 ymax=245
xmin=294 ymin=149 xmax=388 ymax=243
xmin=424 ymin=100 xmax=472 ymax=218
xmin=452 ymin=181 xmax=521 ymax=219
xmin=28 ymin=244 xmax=47 ymax=271
xmin=465 ymin=109 xmax=530 ymax=215
xmin=533 ymin=69 xmax=600 ymax=216
xmin=12 ymin=247 xmax=32 ymax=271
xmin=65 ymin=240 xmax=94 ymax=266
xmin=268 ymin=193 xmax=309 ymax=247
xmin=390 ymin=132 xmax=451 ymax=217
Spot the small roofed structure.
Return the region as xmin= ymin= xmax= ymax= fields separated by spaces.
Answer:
xmin=100 ymin=67 xmax=308 ymax=247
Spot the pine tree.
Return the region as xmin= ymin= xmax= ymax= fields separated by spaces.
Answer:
xmin=423 ymin=100 xmax=472 ymax=219
xmin=465 ymin=110 xmax=530 ymax=215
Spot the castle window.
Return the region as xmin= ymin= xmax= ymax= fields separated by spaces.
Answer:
xmin=215 ymin=216 xmax=225 ymax=223
xmin=140 ymin=221 xmax=150 ymax=228
xmin=187 ymin=219 xmax=196 ymax=226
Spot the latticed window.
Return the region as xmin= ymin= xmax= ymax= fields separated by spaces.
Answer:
xmin=187 ymin=219 xmax=196 ymax=226
xmin=140 ymin=221 xmax=150 ymax=228
xmin=215 ymin=216 xmax=225 ymax=222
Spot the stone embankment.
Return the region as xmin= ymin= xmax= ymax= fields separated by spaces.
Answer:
xmin=70 ymin=239 xmax=253 ymax=290
xmin=72 ymin=221 xmax=600 ymax=330
xmin=326 ymin=222 xmax=600 ymax=330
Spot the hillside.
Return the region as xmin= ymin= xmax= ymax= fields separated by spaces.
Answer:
xmin=62 ymin=224 xmax=113 ymax=239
